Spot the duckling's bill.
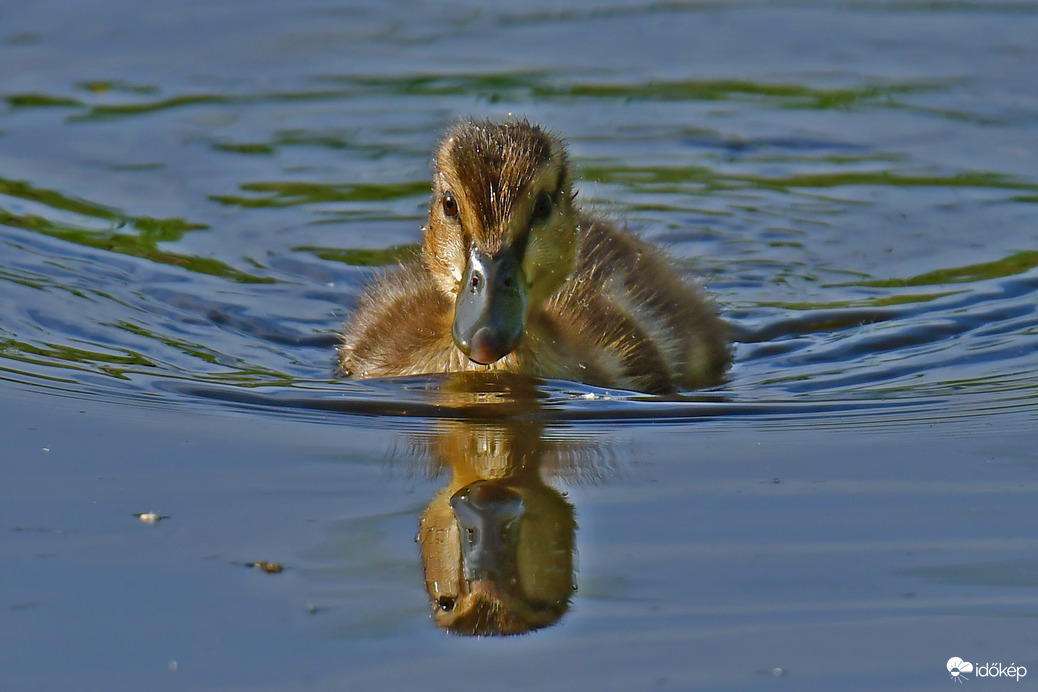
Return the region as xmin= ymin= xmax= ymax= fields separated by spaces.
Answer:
xmin=452 ymin=245 xmax=528 ymax=365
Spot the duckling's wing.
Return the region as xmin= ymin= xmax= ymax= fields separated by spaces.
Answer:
xmin=338 ymin=262 xmax=455 ymax=378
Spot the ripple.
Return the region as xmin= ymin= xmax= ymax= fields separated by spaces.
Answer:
xmin=2 ymin=29 xmax=1037 ymax=434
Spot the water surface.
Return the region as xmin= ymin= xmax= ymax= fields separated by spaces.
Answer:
xmin=2 ymin=1 xmax=1037 ymax=690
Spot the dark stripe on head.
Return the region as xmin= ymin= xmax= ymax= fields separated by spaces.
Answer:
xmin=442 ymin=119 xmax=557 ymax=252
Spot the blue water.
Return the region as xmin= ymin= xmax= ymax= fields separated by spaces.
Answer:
xmin=2 ymin=1 xmax=1037 ymax=690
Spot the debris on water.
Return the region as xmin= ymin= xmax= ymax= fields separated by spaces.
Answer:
xmin=245 ymin=560 xmax=285 ymax=574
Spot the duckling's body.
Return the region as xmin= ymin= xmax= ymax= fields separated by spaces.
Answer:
xmin=339 ymin=120 xmax=729 ymax=394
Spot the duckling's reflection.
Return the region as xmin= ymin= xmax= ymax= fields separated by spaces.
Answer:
xmin=407 ymin=375 xmax=612 ymax=636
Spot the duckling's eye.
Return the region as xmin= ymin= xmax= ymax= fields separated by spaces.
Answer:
xmin=442 ymin=191 xmax=459 ymax=218
xmin=531 ymin=191 xmax=553 ymax=223
xmin=438 ymin=596 xmax=456 ymax=612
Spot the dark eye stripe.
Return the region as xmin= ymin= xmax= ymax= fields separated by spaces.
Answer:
xmin=517 ymin=232 xmax=530 ymax=261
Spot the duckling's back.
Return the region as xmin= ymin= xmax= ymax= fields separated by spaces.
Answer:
xmin=541 ymin=214 xmax=730 ymax=393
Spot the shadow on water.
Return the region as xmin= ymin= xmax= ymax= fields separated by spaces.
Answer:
xmin=170 ymin=376 xmax=923 ymax=427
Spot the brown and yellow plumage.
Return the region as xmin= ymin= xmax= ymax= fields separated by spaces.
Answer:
xmin=338 ymin=119 xmax=730 ymax=394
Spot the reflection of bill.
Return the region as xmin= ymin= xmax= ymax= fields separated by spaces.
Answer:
xmin=409 ymin=375 xmax=612 ymax=635
xmin=419 ymin=459 xmax=575 ymax=635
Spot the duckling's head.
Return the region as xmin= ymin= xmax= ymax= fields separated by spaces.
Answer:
xmin=423 ymin=119 xmax=578 ymax=365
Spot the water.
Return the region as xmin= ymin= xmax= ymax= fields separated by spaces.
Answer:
xmin=2 ymin=1 xmax=1037 ymax=689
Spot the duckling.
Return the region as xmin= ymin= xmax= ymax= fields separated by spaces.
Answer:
xmin=338 ymin=119 xmax=730 ymax=394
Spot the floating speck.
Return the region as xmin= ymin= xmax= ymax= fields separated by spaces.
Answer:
xmin=134 ymin=512 xmax=169 ymax=524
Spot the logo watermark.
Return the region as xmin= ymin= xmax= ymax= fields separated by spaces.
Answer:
xmin=947 ymin=657 xmax=1028 ymax=683
xmin=948 ymin=657 xmax=973 ymax=681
